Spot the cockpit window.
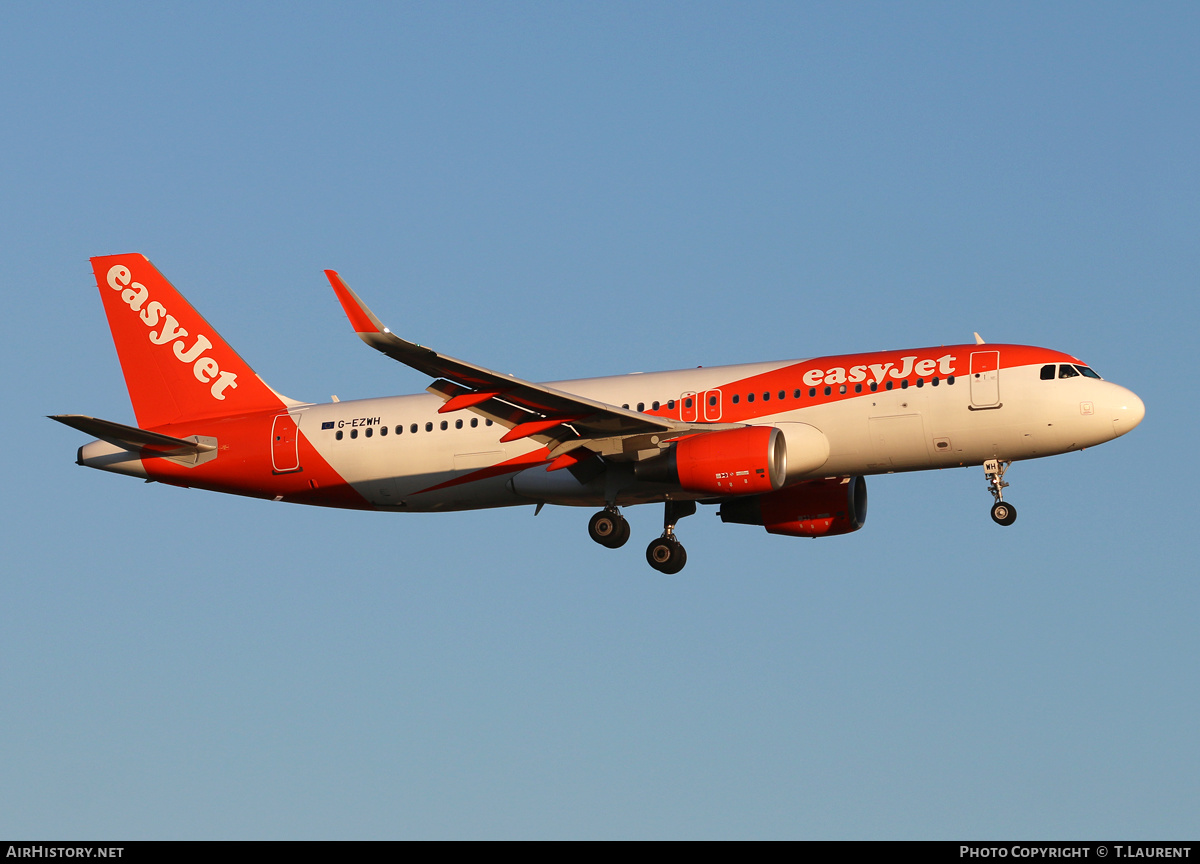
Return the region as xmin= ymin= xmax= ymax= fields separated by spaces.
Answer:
xmin=1075 ymin=365 xmax=1102 ymax=379
xmin=1040 ymin=364 xmax=1056 ymax=380
xmin=1058 ymin=365 xmax=1080 ymax=379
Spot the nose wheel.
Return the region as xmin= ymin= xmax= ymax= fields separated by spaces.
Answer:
xmin=646 ymin=499 xmax=696 ymax=573
xmin=990 ymin=500 xmax=1017 ymax=526
xmin=984 ymin=459 xmax=1017 ymax=526
xmin=588 ymin=507 xmax=630 ymax=548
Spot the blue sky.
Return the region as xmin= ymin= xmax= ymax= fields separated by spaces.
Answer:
xmin=1 ymin=2 xmax=1196 ymax=838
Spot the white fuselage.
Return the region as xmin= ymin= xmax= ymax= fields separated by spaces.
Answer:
xmin=276 ymin=349 xmax=1142 ymax=511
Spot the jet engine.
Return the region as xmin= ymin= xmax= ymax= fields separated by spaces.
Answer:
xmin=773 ymin=422 xmax=831 ymax=481
xmin=635 ymin=426 xmax=786 ymax=495
xmin=718 ymin=476 xmax=868 ymax=537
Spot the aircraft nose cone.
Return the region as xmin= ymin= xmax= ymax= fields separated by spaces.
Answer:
xmin=1111 ymin=387 xmax=1145 ymax=438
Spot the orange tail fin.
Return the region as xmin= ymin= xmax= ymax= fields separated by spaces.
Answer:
xmin=90 ymin=254 xmax=289 ymax=428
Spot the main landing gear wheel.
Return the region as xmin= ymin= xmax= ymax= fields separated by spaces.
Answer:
xmin=588 ymin=508 xmax=630 ymax=549
xmin=646 ymin=536 xmax=687 ymax=574
xmin=983 ymin=459 xmax=1017 ymax=527
xmin=990 ymin=501 xmax=1017 ymax=526
xmin=646 ymin=499 xmax=697 ymax=573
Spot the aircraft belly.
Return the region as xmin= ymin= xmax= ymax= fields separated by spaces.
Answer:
xmin=398 ymin=475 xmax=529 ymax=512
xmin=510 ymin=463 xmax=606 ymax=506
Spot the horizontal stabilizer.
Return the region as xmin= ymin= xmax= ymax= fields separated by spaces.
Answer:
xmin=49 ymin=414 xmax=216 ymax=456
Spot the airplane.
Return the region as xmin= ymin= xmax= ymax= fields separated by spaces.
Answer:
xmin=53 ymin=253 xmax=1145 ymax=573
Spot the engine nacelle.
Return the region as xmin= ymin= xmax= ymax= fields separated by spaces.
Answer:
xmin=773 ymin=422 xmax=830 ymax=481
xmin=635 ymin=426 xmax=786 ymax=495
xmin=718 ymin=476 xmax=868 ymax=537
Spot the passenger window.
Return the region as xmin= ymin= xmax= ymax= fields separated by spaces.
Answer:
xmin=652 ymin=401 xmax=660 ymax=410
xmin=947 ymin=376 xmax=955 ymax=385
xmin=667 ymin=400 xmax=675 ymax=410
xmin=855 ymin=383 xmax=862 ymax=393
xmin=824 ymin=386 xmax=831 ymax=396
xmin=685 ymin=398 xmax=694 ymax=408
xmin=709 ymin=395 xmax=717 ymax=406
xmin=732 ymin=394 xmax=740 ymax=404
xmin=916 ymin=378 xmax=924 ymax=388
xmin=622 ymin=404 xmax=629 ymax=409
xmin=336 ymin=430 xmax=343 ymax=440
xmin=869 ymin=381 xmax=878 ymax=392
xmin=1059 ymin=365 xmax=1080 ymax=379
xmin=351 ymin=428 xmax=358 ymax=439
xmin=365 ymin=427 xmax=373 ymax=437
xmin=425 ymin=422 xmax=433 ymax=432
xmin=455 ymin=419 xmax=463 ymax=429
xmin=809 ymin=388 xmax=816 ymax=397
xmin=637 ymin=402 xmax=644 ymax=412
xmin=932 ymin=377 xmax=939 ymax=386
xmin=471 ymin=418 xmax=478 ymax=427
xmin=886 ymin=381 xmax=894 ymax=390
xmin=486 ymin=419 xmax=493 ymax=426
xmin=380 ymin=426 xmax=387 ymax=436
xmin=793 ymin=389 xmax=801 ymax=399
xmin=1040 ymin=364 xmax=1056 ymax=380
xmin=747 ymin=393 xmax=755 ymax=403
xmin=762 ymin=392 xmax=770 ymax=401
xmin=779 ymin=390 xmax=785 ymax=400
xmin=440 ymin=420 xmax=448 ymax=430
xmin=901 ymin=380 xmax=909 ymax=389
xmin=839 ymin=384 xmax=847 ymax=394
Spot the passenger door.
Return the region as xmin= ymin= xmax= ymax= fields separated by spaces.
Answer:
xmin=271 ymin=413 xmax=302 ymax=473
xmin=970 ymin=351 xmax=1001 ymax=408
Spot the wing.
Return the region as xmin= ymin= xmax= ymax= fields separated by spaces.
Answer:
xmin=325 ymin=271 xmax=738 ymax=462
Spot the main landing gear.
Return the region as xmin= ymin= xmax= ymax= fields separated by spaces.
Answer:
xmin=587 ymin=500 xmax=697 ymax=573
xmin=645 ymin=500 xmax=696 ymax=574
xmin=588 ymin=507 xmax=630 ymax=549
xmin=984 ymin=459 xmax=1017 ymax=526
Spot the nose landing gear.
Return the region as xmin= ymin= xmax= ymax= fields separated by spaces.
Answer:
xmin=990 ymin=500 xmax=1016 ymax=525
xmin=646 ymin=499 xmax=696 ymax=574
xmin=984 ymin=459 xmax=1017 ymax=526
xmin=588 ymin=507 xmax=630 ymax=548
